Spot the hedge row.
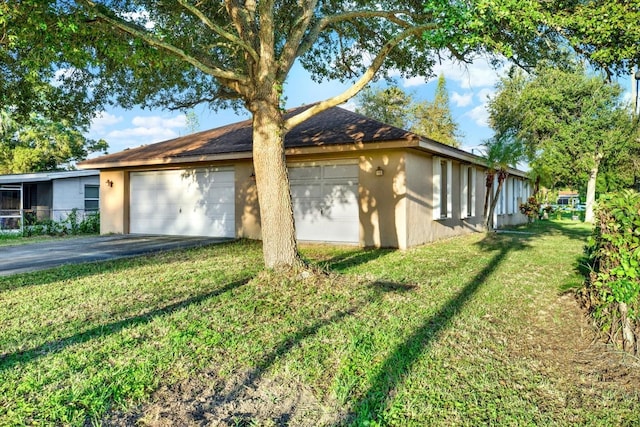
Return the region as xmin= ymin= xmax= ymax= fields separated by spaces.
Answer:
xmin=581 ymin=190 xmax=640 ymax=355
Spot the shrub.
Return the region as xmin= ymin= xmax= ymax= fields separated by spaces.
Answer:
xmin=581 ymin=190 xmax=640 ymax=355
xmin=519 ymin=196 xmax=540 ymax=223
xmin=22 ymin=210 xmax=100 ymax=237
xmin=79 ymin=212 xmax=100 ymax=234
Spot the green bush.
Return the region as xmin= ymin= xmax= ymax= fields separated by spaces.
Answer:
xmin=581 ymin=190 xmax=640 ymax=355
xmin=519 ymin=196 xmax=541 ymax=223
xmin=79 ymin=212 xmax=100 ymax=234
xmin=22 ymin=210 xmax=100 ymax=237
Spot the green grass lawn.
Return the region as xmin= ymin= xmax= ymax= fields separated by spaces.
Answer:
xmin=1 ymin=221 xmax=638 ymax=426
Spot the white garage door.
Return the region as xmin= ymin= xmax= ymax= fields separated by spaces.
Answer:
xmin=130 ymin=168 xmax=235 ymax=237
xmin=289 ymin=163 xmax=359 ymax=243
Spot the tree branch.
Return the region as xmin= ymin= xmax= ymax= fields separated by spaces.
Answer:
xmin=284 ymin=23 xmax=436 ymax=131
xmin=82 ymin=0 xmax=248 ymax=87
xmin=224 ymin=0 xmax=256 ymax=46
xmin=177 ymin=0 xmax=259 ymax=64
xmin=296 ymin=10 xmax=414 ymax=59
xmin=256 ymin=0 xmax=276 ymax=85
xmin=277 ymin=0 xmax=319 ymax=80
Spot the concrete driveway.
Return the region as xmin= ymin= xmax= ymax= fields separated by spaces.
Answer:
xmin=0 ymin=235 xmax=231 ymax=277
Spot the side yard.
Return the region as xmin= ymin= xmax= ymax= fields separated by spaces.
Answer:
xmin=1 ymin=221 xmax=638 ymax=426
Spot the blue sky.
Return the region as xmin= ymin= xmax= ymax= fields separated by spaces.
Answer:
xmin=87 ymin=57 xmax=638 ymax=157
xmin=88 ymin=59 xmax=631 ymax=157
xmin=86 ymin=57 xmax=510 ymax=156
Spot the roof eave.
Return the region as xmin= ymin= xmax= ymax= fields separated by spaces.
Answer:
xmin=78 ymin=139 xmax=418 ymax=170
xmin=415 ymin=138 xmax=529 ymax=178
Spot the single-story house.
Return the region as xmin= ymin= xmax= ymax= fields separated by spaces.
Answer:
xmin=556 ymin=191 xmax=580 ymax=206
xmin=0 ymin=170 xmax=100 ymax=231
xmin=78 ymin=105 xmax=531 ymax=249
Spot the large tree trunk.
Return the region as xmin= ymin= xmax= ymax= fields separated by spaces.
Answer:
xmin=584 ymin=153 xmax=602 ymax=224
xmin=485 ymin=170 xmax=508 ymax=230
xmin=250 ymin=100 xmax=302 ymax=270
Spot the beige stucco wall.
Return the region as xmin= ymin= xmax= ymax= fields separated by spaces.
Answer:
xmin=404 ymin=151 xmax=433 ymax=247
xmin=99 ymin=170 xmax=129 ymax=234
xmin=234 ymin=161 xmax=261 ymax=240
xmin=495 ymin=175 xmax=531 ymax=227
xmin=97 ymin=150 xmax=528 ymax=247
xmin=357 ymin=150 xmax=407 ymax=249
xmin=404 ymin=152 xmax=487 ymax=247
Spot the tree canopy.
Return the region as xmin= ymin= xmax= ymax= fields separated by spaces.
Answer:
xmin=0 ymin=109 xmax=108 ymax=173
xmin=412 ymin=75 xmax=462 ymax=147
xmin=356 ymin=78 xmax=462 ymax=147
xmin=487 ymin=62 xmax=637 ymax=222
xmin=3 ymin=0 xmax=640 ymax=268
xmin=356 ymin=86 xmax=414 ymax=130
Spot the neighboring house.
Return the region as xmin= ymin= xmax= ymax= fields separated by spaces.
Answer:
xmin=0 ymin=170 xmax=100 ymax=231
xmin=556 ymin=191 xmax=580 ymax=206
xmin=78 ymin=106 xmax=531 ymax=249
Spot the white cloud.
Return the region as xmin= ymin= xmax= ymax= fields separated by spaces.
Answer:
xmin=131 ymin=115 xmax=187 ymax=129
xmin=105 ymin=114 xmax=187 ymax=145
xmin=341 ymin=100 xmax=358 ymax=112
xmin=451 ymin=91 xmax=473 ymax=107
xmin=432 ymin=58 xmax=506 ymax=90
xmin=476 ymin=88 xmax=495 ymax=102
xmin=84 ymin=113 xmax=190 ymax=154
xmin=466 ymin=104 xmax=490 ymax=127
xmin=106 ymin=127 xmax=178 ymax=140
xmin=402 ymin=76 xmax=428 ymax=88
xmin=394 ymin=57 xmax=507 ymax=92
xmin=89 ymin=111 xmax=123 ymax=134
xmin=121 ymin=11 xmax=155 ymax=29
xmin=52 ymin=67 xmax=80 ymax=87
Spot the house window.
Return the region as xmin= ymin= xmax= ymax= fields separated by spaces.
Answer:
xmin=440 ymin=160 xmax=448 ymax=218
xmin=433 ymin=157 xmax=452 ymax=220
xmin=84 ymin=185 xmax=99 ymax=212
xmin=461 ymin=166 xmax=476 ymax=218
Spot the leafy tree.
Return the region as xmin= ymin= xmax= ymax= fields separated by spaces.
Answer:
xmin=356 ymin=78 xmax=462 ymax=147
xmin=482 ymin=136 xmax=525 ymax=229
xmin=3 ymin=1 xmax=639 ymax=269
xmin=356 ymin=86 xmax=414 ymax=130
xmin=0 ymin=109 xmax=108 ymax=173
xmin=487 ymin=63 xmax=637 ymax=223
xmin=412 ymin=75 xmax=462 ymax=147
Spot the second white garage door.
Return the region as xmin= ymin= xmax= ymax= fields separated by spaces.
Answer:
xmin=289 ymin=163 xmax=359 ymax=243
xmin=129 ymin=168 xmax=235 ymax=237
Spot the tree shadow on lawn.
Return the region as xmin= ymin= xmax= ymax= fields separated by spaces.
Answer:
xmin=0 ymin=277 xmax=252 ymax=372
xmin=163 ymin=232 xmax=537 ymax=425
xmin=339 ymin=231 xmax=535 ymax=424
xmin=313 ymin=248 xmax=397 ymax=273
xmin=0 ymin=240 xmax=247 ymax=293
xmin=114 ymin=279 xmax=418 ymax=426
xmin=499 ymin=219 xmax=591 ymax=243
xmin=185 ymin=279 xmax=416 ymax=423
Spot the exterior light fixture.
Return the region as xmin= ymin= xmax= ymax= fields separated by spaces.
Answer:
xmin=105 ymin=179 xmax=114 ymax=187
xmin=375 ymin=166 xmax=384 ymax=176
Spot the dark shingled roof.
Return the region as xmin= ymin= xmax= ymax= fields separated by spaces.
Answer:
xmin=80 ymin=105 xmax=419 ymax=167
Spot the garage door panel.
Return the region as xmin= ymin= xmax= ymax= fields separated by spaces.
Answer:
xmin=130 ymin=168 xmax=235 ymax=238
xmin=290 ymin=164 xmax=359 ymax=243
xmin=290 ymin=183 xmax=322 ymax=199
xmin=289 ymin=166 xmax=321 ymax=180
xmin=323 ymin=164 xmax=359 ymax=179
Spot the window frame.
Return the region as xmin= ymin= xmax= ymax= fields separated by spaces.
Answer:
xmin=84 ymin=184 xmax=100 ymax=212
xmin=433 ymin=157 xmax=452 ymax=220
xmin=461 ymin=165 xmax=476 ymax=219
